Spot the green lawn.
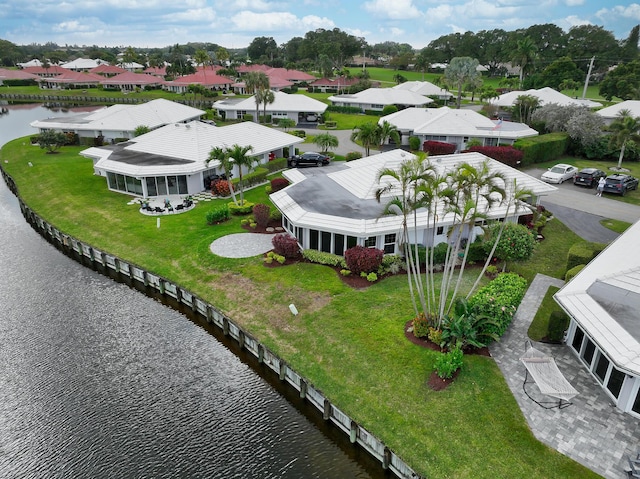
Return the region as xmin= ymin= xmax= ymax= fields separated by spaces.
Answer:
xmin=0 ymin=138 xmax=599 ymax=479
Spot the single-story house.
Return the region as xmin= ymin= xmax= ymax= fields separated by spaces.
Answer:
xmin=91 ymin=64 xmax=128 ymax=77
xmin=213 ymin=91 xmax=327 ymax=124
xmin=119 ymin=62 xmax=145 ymax=72
xmin=270 ymin=149 xmax=556 ymax=256
xmin=100 ymin=72 xmax=166 ymax=91
xmin=308 ymin=76 xmax=371 ymax=93
xmin=30 ymin=98 xmax=204 ymax=143
xmin=327 ymin=87 xmax=433 ymax=112
xmin=79 ymin=120 xmax=304 ymax=197
xmin=0 ymin=68 xmax=39 ymax=85
xmin=392 ymin=81 xmax=453 ymax=101
xmin=164 ymin=69 xmax=234 ymax=94
xmin=22 ymin=65 xmax=67 ymax=77
xmin=555 ymin=219 xmax=640 ymax=417
xmin=380 ymin=107 xmax=539 ymax=151
xmin=61 ymin=58 xmax=110 ymax=71
xmin=490 ymin=87 xmax=602 ymax=108
xmin=596 ymin=100 xmax=640 ymax=125
xmin=36 ymin=70 xmax=104 ymax=89
xmin=17 ymin=59 xmax=43 ymax=68
xmin=236 ymin=64 xmax=316 ymax=84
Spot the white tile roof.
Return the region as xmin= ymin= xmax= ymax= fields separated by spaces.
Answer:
xmin=213 ymin=90 xmax=327 ymax=113
xmin=490 ymin=87 xmax=602 ymax=108
xmin=392 ymin=81 xmax=453 ymax=98
xmin=381 ymin=107 xmax=538 ymax=140
xmin=272 ymin=149 xmax=556 ymax=237
xmin=328 ymin=87 xmax=434 ymax=107
xmin=555 ymin=219 xmax=640 ymax=376
xmin=596 ymin=100 xmax=640 ymax=120
xmin=83 ymin=120 xmax=303 ymax=177
xmin=31 ymin=99 xmax=204 ymax=132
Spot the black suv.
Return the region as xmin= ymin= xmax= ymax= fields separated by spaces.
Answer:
xmin=602 ymin=174 xmax=639 ymax=196
xmin=573 ymin=168 xmax=606 ymax=188
xmin=288 ymin=152 xmax=331 ymax=167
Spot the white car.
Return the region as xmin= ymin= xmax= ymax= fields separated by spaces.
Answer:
xmin=541 ymin=164 xmax=578 ymax=184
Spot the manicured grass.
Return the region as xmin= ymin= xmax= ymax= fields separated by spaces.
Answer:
xmin=528 ymin=286 xmax=563 ymax=341
xmin=0 ymin=138 xmax=599 ymax=479
xmin=600 ymin=218 xmax=632 ymax=233
xmin=321 ymin=111 xmax=381 ymax=130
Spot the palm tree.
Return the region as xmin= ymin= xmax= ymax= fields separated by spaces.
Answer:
xmin=193 ymin=49 xmax=210 ymax=70
xmin=207 ymin=146 xmax=238 ymax=204
xmin=244 ymin=71 xmax=270 ymax=123
xmin=226 ymin=144 xmax=256 ymax=204
xmin=607 ymin=109 xmax=640 ymax=169
xmin=261 ymin=89 xmax=275 ymax=124
xmin=313 ymin=133 xmax=339 ymax=153
xmin=444 ymin=57 xmax=481 ymax=109
xmin=512 ymin=36 xmax=538 ymax=88
xmin=378 ymin=120 xmax=400 ymax=149
xmin=513 ymin=94 xmax=540 ymax=125
xmin=351 ymin=122 xmax=381 ymax=156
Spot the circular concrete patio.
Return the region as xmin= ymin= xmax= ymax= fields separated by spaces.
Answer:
xmin=209 ymin=233 xmax=276 ymax=258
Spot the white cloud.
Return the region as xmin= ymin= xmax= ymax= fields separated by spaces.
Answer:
xmin=230 ymin=11 xmax=333 ymax=32
xmin=223 ymin=0 xmax=275 ymax=11
xmin=52 ymin=19 xmax=94 ymax=33
xmin=363 ymin=0 xmax=421 ymax=20
xmin=562 ymin=15 xmax=592 ymax=28
xmin=164 ymin=8 xmax=216 ymax=22
xmin=564 ymin=0 xmax=584 ymax=6
xmin=596 ymin=4 xmax=640 ymax=22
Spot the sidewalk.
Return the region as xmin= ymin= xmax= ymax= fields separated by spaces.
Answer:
xmin=490 ymin=274 xmax=640 ymax=479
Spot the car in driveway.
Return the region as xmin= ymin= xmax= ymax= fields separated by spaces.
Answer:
xmin=288 ymin=152 xmax=331 ymax=167
xmin=602 ymin=174 xmax=639 ymax=196
xmin=541 ymin=163 xmax=578 ymax=184
xmin=573 ymin=167 xmax=607 ymax=188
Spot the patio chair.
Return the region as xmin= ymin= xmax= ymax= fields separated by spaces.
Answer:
xmin=175 ymin=204 xmax=184 ymax=211
xmin=154 ymin=207 xmax=165 ymax=213
xmin=627 ymin=457 xmax=640 ymax=478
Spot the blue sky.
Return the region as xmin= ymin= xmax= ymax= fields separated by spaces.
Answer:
xmin=0 ymin=0 xmax=638 ymax=49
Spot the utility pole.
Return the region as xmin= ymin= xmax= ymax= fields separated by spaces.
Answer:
xmin=582 ymin=56 xmax=595 ymax=99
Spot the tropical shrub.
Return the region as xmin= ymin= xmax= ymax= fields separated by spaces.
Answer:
xmin=440 ymin=298 xmax=500 ymax=350
xmin=211 ymin=179 xmax=231 ymax=197
xmin=264 ymin=251 xmax=286 ymax=265
xmin=270 ymin=177 xmax=290 ymax=193
xmin=408 ymin=136 xmax=421 ymax=151
xmin=483 ymin=222 xmax=536 ymax=266
xmin=252 ymin=203 xmax=271 ymax=227
xmin=366 ymin=272 xmax=378 ymax=282
xmin=412 ymin=312 xmax=431 ymax=338
xmin=344 ymin=245 xmax=384 ymax=275
xmin=423 ymin=140 xmax=456 ymax=155
xmin=428 ymin=327 xmax=443 ymax=346
xmin=205 ymin=205 xmax=230 ymax=225
xmin=269 ymin=209 xmax=282 ymax=222
xmin=468 ymin=273 xmax=528 ymax=338
xmin=547 ymin=310 xmax=570 ymax=343
xmin=302 ymin=249 xmax=347 ymax=268
xmin=378 ymin=254 xmax=405 ymax=275
xmin=272 ymin=233 xmax=300 ymax=258
xmin=228 ymin=201 xmax=254 ymax=215
xmin=434 ymin=347 xmax=464 ymax=379
xmin=345 ymin=151 xmax=363 ymax=162
xmin=432 ymin=242 xmax=449 ymax=264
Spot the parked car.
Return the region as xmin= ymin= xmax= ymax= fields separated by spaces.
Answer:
xmin=573 ymin=168 xmax=607 ymax=188
xmin=288 ymin=152 xmax=331 ymax=167
xmin=602 ymin=174 xmax=639 ymax=196
xmin=305 ymin=114 xmax=318 ymax=122
xmin=540 ymin=164 xmax=578 ymax=184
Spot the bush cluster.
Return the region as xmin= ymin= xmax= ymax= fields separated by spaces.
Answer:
xmin=270 ymin=177 xmax=290 ymax=193
xmin=264 ymin=251 xmax=286 ymax=264
xmin=272 ymin=233 xmax=300 ymax=258
xmin=412 ymin=312 xmax=431 ymax=338
xmin=211 ymin=179 xmax=231 ymax=197
xmin=344 ymin=245 xmax=384 ymax=275
xmin=345 ymin=151 xmax=363 ymax=162
xmin=468 ymin=272 xmax=528 ymax=338
xmin=547 ymin=310 xmax=570 ymax=343
xmin=464 ymin=145 xmax=523 ymax=167
xmin=205 ymin=205 xmax=230 ymax=225
xmin=302 ymin=249 xmax=347 ymax=268
xmin=434 ymin=347 xmax=464 ymax=379
xmin=566 ymin=241 xmax=605 ymax=272
xmin=232 ymin=167 xmax=268 ymax=190
xmin=252 ymin=203 xmax=271 ymax=227
xmin=423 ymin=140 xmax=456 ymax=155
xmin=228 ymin=201 xmax=254 ymax=215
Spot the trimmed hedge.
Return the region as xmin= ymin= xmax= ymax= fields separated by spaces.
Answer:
xmin=565 ymin=264 xmax=585 ymax=282
xmin=302 ymin=249 xmax=347 ymax=268
xmin=264 ymin=157 xmax=287 ymax=173
xmin=326 ymin=105 xmax=362 ymax=114
xmin=231 ymin=167 xmax=268 ymax=190
xmin=345 ymin=151 xmax=363 ymax=162
xmin=228 ymin=201 xmax=254 ymax=215
xmin=547 ymin=310 xmax=570 ymax=343
xmin=423 ymin=140 xmax=456 ymax=155
xmin=468 ymin=272 xmax=528 ymax=338
xmin=464 ymin=145 xmax=523 ymax=167
xmin=206 ymin=204 xmax=230 ymax=224
xmin=513 ymin=132 xmax=569 ymax=166
xmin=270 ymin=177 xmax=290 ymax=193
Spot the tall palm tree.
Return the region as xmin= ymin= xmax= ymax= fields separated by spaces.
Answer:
xmin=261 ymin=89 xmax=275 ymax=124
xmin=351 ymin=122 xmax=381 ymax=156
xmin=193 ymin=49 xmax=210 ymax=70
xmin=245 ymin=71 xmax=270 ymax=123
xmin=226 ymin=144 xmax=256 ymax=204
xmin=608 ymin=109 xmax=640 ymax=169
xmin=207 ymin=146 xmax=238 ymax=204
xmin=512 ymin=36 xmax=538 ymax=88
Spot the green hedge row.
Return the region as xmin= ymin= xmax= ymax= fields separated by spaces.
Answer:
xmin=514 ymin=132 xmax=569 ymax=166
xmin=231 ymin=167 xmax=268 ymax=190
xmin=566 ymin=241 xmax=605 ymax=272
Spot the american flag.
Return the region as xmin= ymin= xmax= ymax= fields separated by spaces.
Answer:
xmin=492 ymin=118 xmax=503 ymax=130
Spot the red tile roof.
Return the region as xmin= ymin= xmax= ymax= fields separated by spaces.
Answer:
xmin=0 ymin=68 xmax=39 ymax=80
xmin=22 ymin=65 xmax=66 ymax=76
xmin=100 ymin=72 xmax=165 ymax=85
xmin=170 ymin=69 xmax=233 ymax=86
xmin=91 ymin=64 xmax=127 ymax=75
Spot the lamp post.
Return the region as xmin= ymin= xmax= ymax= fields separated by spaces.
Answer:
xmin=362 ymin=46 xmax=366 ymax=72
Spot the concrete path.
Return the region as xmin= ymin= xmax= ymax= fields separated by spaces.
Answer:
xmin=491 ymin=274 xmax=640 ymax=479
xmin=209 ymin=233 xmax=276 ymax=258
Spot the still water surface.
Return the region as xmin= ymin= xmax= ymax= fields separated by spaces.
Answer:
xmin=0 ymin=104 xmax=379 ymax=478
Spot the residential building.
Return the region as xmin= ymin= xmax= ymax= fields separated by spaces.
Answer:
xmin=490 ymin=87 xmax=602 ymax=108
xmin=328 ymin=87 xmax=433 ymax=113
xmin=596 ymin=100 xmax=640 ymax=125
xmin=392 ymin=81 xmax=453 ymax=101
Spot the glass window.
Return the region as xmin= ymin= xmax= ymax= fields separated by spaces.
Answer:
xmin=606 ymin=368 xmax=625 ymax=398
xmin=581 ymin=338 xmax=595 ymax=366
xmin=364 ymin=236 xmax=377 ymax=248
xmin=295 ymin=227 xmax=303 ymax=244
xmin=177 ymin=175 xmax=188 ymax=194
xmin=334 ymin=234 xmax=344 ymax=256
xmin=347 ymin=236 xmax=357 ymax=249
xmin=146 ymin=177 xmax=157 ymax=197
xmin=571 ymin=327 xmax=584 ymax=353
xmin=384 ymin=233 xmax=396 ymax=254
xmin=321 ymin=231 xmax=331 ymax=253
xmin=157 ymin=176 xmax=167 ymax=196
xmin=107 ymin=172 xmax=117 ymax=190
xmin=436 ymin=226 xmax=444 ymax=235
xmin=594 ymin=352 xmax=610 ymax=383
xmin=310 ymin=229 xmax=319 ymax=250
xmin=632 ymin=387 xmax=640 ymax=414
xmin=167 ymin=175 xmax=178 ymax=195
